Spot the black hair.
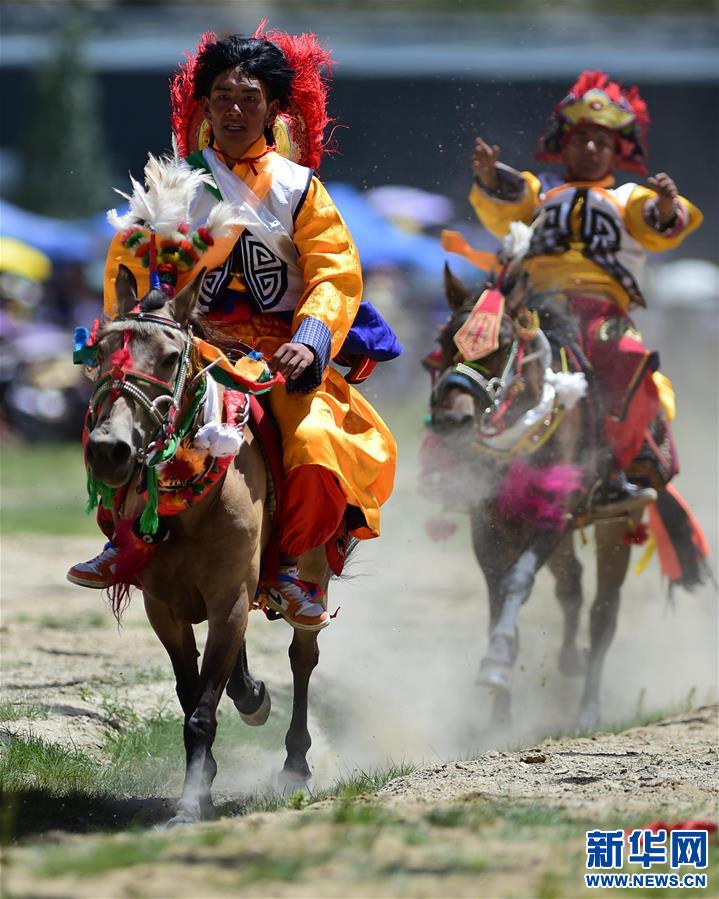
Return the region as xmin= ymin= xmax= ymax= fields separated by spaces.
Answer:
xmin=193 ymin=35 xmax=295 ymax=110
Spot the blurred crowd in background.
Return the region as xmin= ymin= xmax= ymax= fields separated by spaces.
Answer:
xmin=1 ymin=0 xmax=717 ymax=441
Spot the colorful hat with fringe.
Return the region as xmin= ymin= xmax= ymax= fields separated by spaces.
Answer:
xmin=536 ymin=70 xmax=650 ymax=175
xmin=170 ymin=23 xmax=334 ymax=170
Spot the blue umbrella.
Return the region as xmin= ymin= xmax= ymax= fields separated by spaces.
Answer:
xmin=0 ymin=199 xmax=105 ymax=264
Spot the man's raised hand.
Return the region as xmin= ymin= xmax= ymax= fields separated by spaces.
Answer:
xmin=648 ymin=172 xmax=679 ymax=226
xmin=471 ymin=137 xmax=501 ymax=191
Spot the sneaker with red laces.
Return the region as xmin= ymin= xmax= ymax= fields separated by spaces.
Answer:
xmin=263 ymin=571 xmax=330 ymax=631
xmin=66 ymin=542 xmax=119 ymax=588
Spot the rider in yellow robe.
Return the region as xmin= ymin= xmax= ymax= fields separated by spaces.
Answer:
xmin=468 ymin=70 xmax=702 ymax=503
xmin=68 ymin=33 xmax=398 ymax=630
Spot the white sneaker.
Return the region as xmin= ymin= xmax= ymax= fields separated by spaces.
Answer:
xmin=66 ymin=542 xmax=118 ymax=588
xmin=264 ymin=569 xmax=330 ymax=631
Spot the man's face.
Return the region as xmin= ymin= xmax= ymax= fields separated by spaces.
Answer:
xmin=204 ymin=66 xmax=279 ymax=159
xmin=560 ymin=123 xmax=618 ymax=182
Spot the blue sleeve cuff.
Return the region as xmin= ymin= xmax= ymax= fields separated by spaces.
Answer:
xmin=288 ymin=316 xmax=332 ymax=394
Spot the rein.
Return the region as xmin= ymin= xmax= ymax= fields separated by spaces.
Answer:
xmin=90 ymin=314 xmax=197 ymax=468
xmin=87 ymin=312 xmax=227 ymax=536
xmin=452 ymin=338 xmax=520 ymax=411
xmin=430 ymin=316 xmax=586 ymax=458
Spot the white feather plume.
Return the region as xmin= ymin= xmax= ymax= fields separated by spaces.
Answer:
xmin=502 ymin=221 xmax=533 ymax=263
xmin=545 ymin=369 xmax=588 ymax=410
xmin=204 ymin=201 xmax=246 ymax=239
xmin=106 ymin=147 xmax=218 ymax=237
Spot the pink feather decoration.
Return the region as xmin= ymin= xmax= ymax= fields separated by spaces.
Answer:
xmin=497 ymin=458 xmax=583 ymax=530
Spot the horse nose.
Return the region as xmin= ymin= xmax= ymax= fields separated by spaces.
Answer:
xmin=86 ymin=432 xmax=134 ymax=485
xmin=431 ymin=409 xmax=475 ymax=433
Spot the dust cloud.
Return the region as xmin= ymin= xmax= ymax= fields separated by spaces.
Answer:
xmin=260 ymin=305 xmax=718 ymax=792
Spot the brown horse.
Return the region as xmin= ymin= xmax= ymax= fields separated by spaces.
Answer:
xmin=424 ymin=265 xmax=654 ymax=730
xmin=85 ymin=265 xmax=331 ymax=825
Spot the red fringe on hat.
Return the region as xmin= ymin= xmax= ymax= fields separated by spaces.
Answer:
xmin=170 ymin=27 xmax=335 ymax=169
xmin=570 ymin=70 xmax=650 ymax=132
xmin=254 ymin=22 xmax=335 ymax=169
xmin=170 ymin=31 xmax=217 ymax=159
xmin=537 ymin=69 xmax=650 ymax=174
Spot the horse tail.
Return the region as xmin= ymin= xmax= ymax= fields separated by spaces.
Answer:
xmin=647 ymin=485 xmax=713 ymax=593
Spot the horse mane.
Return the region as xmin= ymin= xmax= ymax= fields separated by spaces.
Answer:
xmin=526 ymin=294 xmax=581 ymax=352
xmin=189 ymin=312 xmax=257 ymax=360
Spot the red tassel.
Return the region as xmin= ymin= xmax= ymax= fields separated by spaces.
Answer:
xmin=105 ymin=518 xmax=156 ymax=622
xmin=170 ymin=31 xmax=217 ymax=158
xmin=622 ymin=522 xmax=650 ymax=545
xmin=255 ymin=24 xmax=335 ymax=169
xmin=425 ymin=517 xmax=458 ymax=542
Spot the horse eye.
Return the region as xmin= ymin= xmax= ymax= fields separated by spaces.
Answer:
xmin=162 ymin=351 xmax=180 ymax=368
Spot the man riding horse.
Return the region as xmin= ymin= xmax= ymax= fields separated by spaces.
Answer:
xmin=67 ymin=28 xmax=399 ymax=630
xmin=468 ymin=70 xmax=702 ymax=512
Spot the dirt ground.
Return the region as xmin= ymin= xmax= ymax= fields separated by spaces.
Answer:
xmin=1 ymin=508 xmax=717 ymax=897
xmin=1 ymin=321 xmax=718 ymax=895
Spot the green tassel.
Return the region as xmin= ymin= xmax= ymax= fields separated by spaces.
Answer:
xmin=85 ymin=468 xmax=116 ymax=514
xmin=139 ymin=466 xmax=160 ymax=535
xmin=86 ymin=466 xmax=99 ymax=513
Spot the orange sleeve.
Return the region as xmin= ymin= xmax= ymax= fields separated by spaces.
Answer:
xmin=291 ymin=177 xmax=363 ymax=357
xmin=625 ymin=185 xmax=703 ymax=252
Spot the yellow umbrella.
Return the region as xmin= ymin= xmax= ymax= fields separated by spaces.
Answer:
xmin=0 ymin=236 xmax=52 ymax=283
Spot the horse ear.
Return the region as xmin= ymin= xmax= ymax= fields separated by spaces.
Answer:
xmin=115 ymin=265 xmax=138 ymax=317
xmin=444 ymin=263 xmax=470 ymax=310
xmin=172 ymin=267 xmax=206 ymax=324
xmin=505 ymin=270 xmax=530 ymax=316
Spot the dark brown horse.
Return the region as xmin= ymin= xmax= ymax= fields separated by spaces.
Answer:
xmin=424 ymin=264 xmax=653 ymax=729
xmin=85 ymin=266 xmax=332 ymax=825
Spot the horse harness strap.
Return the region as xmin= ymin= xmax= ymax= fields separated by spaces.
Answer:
xmin=89 ymin=314 xmax=195 ymax=465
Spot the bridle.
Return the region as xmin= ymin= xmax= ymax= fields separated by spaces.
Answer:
xmin=89 ymin=312 xmax=202 ymax=468
xmin=438 ymin=338 xmax=521 ymax=413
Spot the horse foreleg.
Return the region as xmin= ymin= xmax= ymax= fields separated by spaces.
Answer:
xmin=225 ymin=641 xmax=271 ymax=726
xmin=547 ymin=533 xmax=587 ymax=676
xmin=470 ymin=509 xmax=508 ymax=631
xmin=576 ymin=520 xmax=630 ymax=731
xmin=281 ymin=628 xmax=319 ymax=788
xmin=172 ymin=594 xmax=248 ymax=825
xmin=479 ymin=530 xmax=560 ymax=693
xmin=471 ymin=510 xmax=514 ymax=724
xmin=144 ymin=594 xmax=200 ymax=718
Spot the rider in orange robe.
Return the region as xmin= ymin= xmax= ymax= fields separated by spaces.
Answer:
xmin=67 ymin=31 xmax=399 ymax=630
xmin=468 ymin=71 xmax=702 ymax=505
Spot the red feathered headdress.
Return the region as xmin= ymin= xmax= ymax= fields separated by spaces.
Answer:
xmin=536 ymin=70 xmax=650 ymax=175
xmin=170 ymin=25 xmax=335 ymax=170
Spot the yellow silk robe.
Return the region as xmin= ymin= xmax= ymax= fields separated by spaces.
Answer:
xmin=103 ymin=138 xmax=396 ymax=540
xmin=469 ymin=170 xmax=703 ymax=420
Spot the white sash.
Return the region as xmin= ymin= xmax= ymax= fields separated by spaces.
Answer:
xmin=200 ymin=148 xmax=302 ymax=268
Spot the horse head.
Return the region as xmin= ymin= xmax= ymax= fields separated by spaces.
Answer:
xmin=428 ymin=262 xmax=546 ymax=443
xmin=85 ymin=265 xmax=206 ymax=488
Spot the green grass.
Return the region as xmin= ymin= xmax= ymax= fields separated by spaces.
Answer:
xmin=1 ymin=444 xmax=95 ymax=536
xmin=0 ymin=702 xmax=49 ymax=722
xmin=9 ymin=610 xmax=110 ymax=630
xmin=38 ymin=834 xmax=174 ymax=878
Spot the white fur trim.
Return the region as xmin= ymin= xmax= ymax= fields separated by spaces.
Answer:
xmin=502 ymin=221 xmax=533 ymax=263
xmin=545 ymin=369 xmax=587 ymax=410
xmin=194 ymin=422 xmax=243 ymax=457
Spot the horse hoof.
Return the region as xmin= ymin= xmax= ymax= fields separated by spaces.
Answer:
xmin=575 ymin=704 xmax=600 ymax=733
xmin=491 ymin=688 xmax=512 ymax=728
xmin=164 ymin=810 xmax=200 ymax=828
xmin=237 ymin=682 xmax=271 ymax=727
xmin=477 ymin=660 xmax=512 ymax=691
xmin=277 ymin=767 xmax=311 ymax=798
xmin=559 ymin=645 xmax=588 ymax=677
